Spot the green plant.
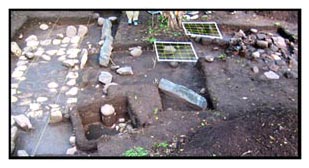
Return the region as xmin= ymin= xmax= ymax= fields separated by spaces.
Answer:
xmin=147 ymin=37 xmax=157 ymax=44
xmin=123 ymin=147 xmax=149 ymax=157
xmin=218 ymin=53 xmax=227 ymax=60
xmin=158 ymin=15 xmax=169 ymax=30
xmin=154 ymin=141 xmax=169 ymax=148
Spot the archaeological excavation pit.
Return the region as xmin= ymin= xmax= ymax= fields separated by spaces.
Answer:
xmin=71 ymin=96 xmax=139 ymax=151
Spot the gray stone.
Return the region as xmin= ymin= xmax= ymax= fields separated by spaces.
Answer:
xmin=169 ymin=61 xmax=179 ymax=68
xmin=12 ymin=70 xmax=24 ymax=78
xmin=251 ymin=51 xmax=260 ymax=59
xmin=99 ymin=36 xmax=113 ymax=67
xmin=252 ymin=66 xmax=259 ymax=73
xmin=69 ymin=136 xmax=76 ymax=146
xmin=25 ymin=35 xmax=38 ymax=42
xmin=65 ymin=87 xmax=79 ymax=96
xmin=25 ymin=52 xmax=34 ymax=59
xmin=116 ymin=66 xmax=134 ymax=75
xmin=101 ymin=104 xmax=115 ymax=116
xmin=66 ymin=26 xmax=77 ymax=38
xmin=101 ymin=19 xmax=112 ymax=40
xmin=11 ymin=42 xmax=22 ymax=56
xmin=271 ymin=54 xmax=281 ymax=61
xmin=205 ymin=55 xmax=214 ymax=62
xmin=80 ymin=49 xmax=88 ymax=69
xmin=26 ymin=40 xmax=39 ymax=49
xmin=256 ymin=40 xmax=268 ymax=48
xmin=78 ymin=25 xmax=88 ymax=37
xmin=270 ymin=44 xmax=279 ymax=52
xmin=17 ymin=150 xmax=29 ymax=157
xmin=66 ymin=146 xmax=77 ymax=155
xmin=108 ymin=16 xmax=118 ymax=21
xmin=48 ymin=82 xmax=58 ymax=89
xmin=98 ymin=71 xmax=113 ymax=84
xmin=158 ymin=78 xmax=207 ymax=110
xmin=110 ymin=65 xmax=120 ymax=70
xmin=256 ymin=33 xmax=266 ymax=40
xmin=250 ymin=28 xmax=258 ymax=33
xmin=272 ymin=36 xmax=287 ymax=48
xmin=41 ymin=54 xmax=51 ymax=61
xmin=13 ymin=114 xmax=33 ymax=130
xmin=98 ymin=17 xmax=105 ymax=26
xmin=52 ymin=39 xmax=61 ymax=45
xmin=130 ymin=47 xmax=143 ymax=57
xmin=264 ymin=71 xmax=280 ymax=79
xmin=66 ymin=79 xmax=76 ymax=86
xmin=39 ymin=24 xmax=49 ymax=30
xmin=49 ymin=110 xmax=63 ymax=124
xmin=239 ymin=29 xmax=247 ymax=38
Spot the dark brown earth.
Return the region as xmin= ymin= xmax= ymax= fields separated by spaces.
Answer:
xmin=10 ymin=10 xmax=300 ymax=157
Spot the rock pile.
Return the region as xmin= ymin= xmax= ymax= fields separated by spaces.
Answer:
xmin=226 ymin=28 xmax=298 ymax=79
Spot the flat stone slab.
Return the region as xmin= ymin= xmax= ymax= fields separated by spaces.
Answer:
xmin=158 ymin=78 xmax=207 ymax=110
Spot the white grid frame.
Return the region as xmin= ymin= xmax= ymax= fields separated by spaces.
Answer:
xmin=182 ymin=21 xmax=223 ymax=39
xmin=154 ymin=41 xmax=198 ymax=62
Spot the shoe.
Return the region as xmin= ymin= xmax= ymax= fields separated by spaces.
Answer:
xmin=133 ymin=20 xmax=138 ymax=26
xmin=128 ymin=19 xmax=132 ymax=25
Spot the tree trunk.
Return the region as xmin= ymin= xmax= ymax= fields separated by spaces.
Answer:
xmin=162 ymin=11 xmax=184 ymax=30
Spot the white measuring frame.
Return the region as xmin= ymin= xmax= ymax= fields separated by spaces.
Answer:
xmin=154 ymin=41 xmax=198 ymax=62
xmin=182 ymin=21 xmax=223 ymax=39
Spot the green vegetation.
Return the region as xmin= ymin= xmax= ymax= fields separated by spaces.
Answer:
xmin=154 ymin=141 xmax=169 ymax=148
xmin=218 ymin=53 xmax=227 ymax=60
xmin=123 ymin=147 xmax=149 ymax=157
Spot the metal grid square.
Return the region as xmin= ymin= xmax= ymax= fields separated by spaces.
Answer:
xmin=182 ymin=22 xmax=223 ymax=39
xmin=154 ymin=41 xmax=198 ymax=62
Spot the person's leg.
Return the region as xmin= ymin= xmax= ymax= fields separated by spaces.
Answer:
xmin=133 ymin=11 xmax=140 ymax=25
xmin=126 ymin=11 xmax=134 ymax=25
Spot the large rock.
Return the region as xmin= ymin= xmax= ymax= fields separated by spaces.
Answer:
xmin=25 ymin=35 xmax=38 ymax=42
xmin=256 ymin=40 xmax=268 ymax=48
xmin=98 ymin=71 xmax=113 ymax=84
xmin=13 ymin=114 xmax=33 ymax=130
xmin=49 ymin=110 xmax=63 ymax=124
xmin=101 ymin=104 xmax=115 ymax=116
xmin=130 ymin=47 xmax=143 ymax=57
xmin=116 ymin=66 xmax=134 ymax=75
xmin=272 ymin=36 xmax=287 ymax=48
xmin=158 ymin=78 xmax=207 ymax=110
xmin=65 ymin=87 xmax=79 ymax=96
xmin=80 ymin=49 xmax=88 ymax=69
xmin=11 ymin=42 xmax=22 ymax=56
xmin=39 ymin=23 xmax=49 ymax=30
xmin=98 ymin=17 xmax=104 ymax=26
xmin=101 ymin=19 xmax=112 ymax=40
xmin=99 ymin=35 xmax=113 ymax=67
xmin=77 ymin=25 xmax=88 ymax=37
xmin=66 ymin=146 xmax=77 ymax=155
xmin=264 ymin=71 xmax=280 ymax=79
xmin=66 ymin=26 xmax=77 ymax=38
